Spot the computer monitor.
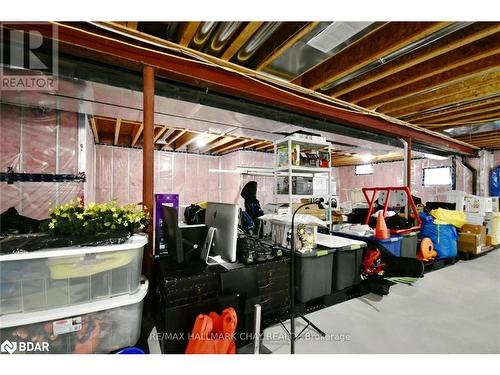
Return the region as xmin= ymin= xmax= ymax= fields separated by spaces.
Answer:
xmin=162 ymin=205 xmax=184 ymax=263
xmin=204 ymin=202 xmax=239 ymax=263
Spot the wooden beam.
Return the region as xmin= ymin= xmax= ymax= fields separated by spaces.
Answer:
xmin=158 ymin=127 xmax=176 ymax=143
xmin=163 ymin=129 xmax=186 ymax=150
xmin=332 ymin=152 xmax=405 ymax=166
xmin=173 ymin=132 xmax=200 ymax=150
xmin=328 ymin=23 xmax=500 ymax=98
xmin=421 ymin=108 xmax=500 ymax=126
xmin=131 ymin=123 xmax=144 ymax=147
xmin=126 ymin=22 xmax=138 ymax=30
xmin=220 ymin=22 xmax=263 ymax=60
xmin=251 ymin=22 xmax=318 ymax=71
xmin=214 ymin=139 xmax=251 ymax=154
xmin=179 ymin=22 xmax=201 ymax=46
xmin=201 ymin=136 xmax=236 ymax=153
xmin=464 ymin=135 xmax=500 ymax=142
xmin=89 ymin=116 xmax=99 ymax=143
xmin=153 ymin=126 xmax=169 ymax=142
xmin=455 ymin=131 xmax=500 ymax=141
xmin=188 ymin=133 xmax=219 ymax=151
xmin=455 ymin=139 xmax=500 ymax=147
xmin=23 ymin=22 xmax=478 ymax=155
xmin=338 ymin=34 xmax=500 ymax=105
xmin=459 ymin=137 xmax=500 ymax=143
xmin=243 ymin=140 xmax=267 ymax=149
xmin=360 ymin=55 xmax=500 ymax=110
xmin=255 ymin=142 xmax=273 ymax=151
xmin=425 ymin=113 xmax=500 ymax=130
xmin=379 ymin=70 xmax=500 ymax=114
xmin=411 ymin=97 xmax=500 ymax=123
xmin=113 ymin=118 xmax=122 ymax=145
xmin=387 ymin=80 xmax=500 ymax=118
xmin=293 ymin=22 xmax=450 ymax=90
xmin=142 ymin=65 xmax=155 ymax=280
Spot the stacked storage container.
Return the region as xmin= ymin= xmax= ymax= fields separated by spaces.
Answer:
xmin=485 ymin=212 xmax=500 ymax=246
xmin=432 ymin=190 xmax=493 ymax=225
xmin=0 ymin=235 xmax=148 ymax=354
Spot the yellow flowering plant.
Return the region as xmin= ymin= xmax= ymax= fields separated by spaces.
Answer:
xmin=43 ymin=199 xmax=148 ymax=236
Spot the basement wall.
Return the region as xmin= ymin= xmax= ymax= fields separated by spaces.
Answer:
xmin=93 ymin=145 xmax=275 ymax=207
xmin=335 ymin=157 xmax=474 ymax=205
xmin=0 ymin=103 xmax=83 ymax=220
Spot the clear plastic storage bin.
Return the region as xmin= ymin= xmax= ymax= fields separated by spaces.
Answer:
xmin=0 ymin=235 xmax=147 ymax=315
xmin=0 ymin=279 xmax=148 ymax=354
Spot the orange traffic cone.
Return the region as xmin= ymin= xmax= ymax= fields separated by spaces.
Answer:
xmin=375 ymin=211 xmax=389 ymax=240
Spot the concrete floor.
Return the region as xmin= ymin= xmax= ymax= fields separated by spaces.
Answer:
xmin=263 ymin=249 xmax=500 ymax=354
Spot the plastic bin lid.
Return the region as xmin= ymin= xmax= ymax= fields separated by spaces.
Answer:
xmin=0 ymin=279 xmax=148 ymax=329
xmin=0 ymin=234 xmax=148 ymax=262
xmin=402 ymin=231 xmax=419 ymax=237
xmin=284 ymin=247 xmax=336 ymax=258
xmin=376 ymin=236 xmax=402 ymax=243
xmin=316 ymin=233 xmax=367 ymax=251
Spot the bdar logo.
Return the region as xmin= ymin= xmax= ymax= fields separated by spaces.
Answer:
xmin=1 ymin=339 xmax=17 ymax=354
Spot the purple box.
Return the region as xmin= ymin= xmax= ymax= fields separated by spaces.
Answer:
xmin=155 ymin=194 xmax=179 ymax=255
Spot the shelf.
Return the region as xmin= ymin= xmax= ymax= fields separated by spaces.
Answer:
xmin=275 ymin=194 xmax=329 ymax=201
xmin=274 ymin=166 xmax=330 ymax=174
xmin=275 ymin=136 xmax=330 ymax=147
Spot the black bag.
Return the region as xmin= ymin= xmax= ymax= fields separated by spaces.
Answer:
xmin=0 ymin=207 xmax=43 ymax=236
xmin=184 ymin=204 xmax=206 ymax=225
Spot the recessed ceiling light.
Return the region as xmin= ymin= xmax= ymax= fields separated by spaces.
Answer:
xmin=196 ymin=134 xmax=209 ymax=147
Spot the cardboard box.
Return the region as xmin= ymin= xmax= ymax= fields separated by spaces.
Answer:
xmin=485 ymin=212 xmax=500 ymax=237
xmin=461 ymin=224 xmax=486 ymax=246
xmin=292 ymin=203 xmax=326 ymax=220
xmin=458 ymin=233 xmax=483 ymax=254
xmin=492 ymin=197 xmax=499 ymax=213
xmin=487 ymin=235 xmax=499 ymax=247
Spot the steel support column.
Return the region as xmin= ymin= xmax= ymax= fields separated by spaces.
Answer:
xmin=142 ymin=65 xmax=155 ymax=279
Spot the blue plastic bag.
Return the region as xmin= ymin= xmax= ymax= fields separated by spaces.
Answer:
xmin=490 ymin=166 xmax=500 ymax=197
xmin=419 ymin=213 xmax=457 ymax=259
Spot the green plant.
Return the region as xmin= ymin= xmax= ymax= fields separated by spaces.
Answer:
xmin=45 ymin=199 xmax=149 ymax=236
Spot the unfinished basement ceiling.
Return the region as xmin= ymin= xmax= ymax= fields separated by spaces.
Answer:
xmin=107 ymin=21 xmax=500 ymax=150
xmin=90 ymin=115 xmax=275 ymax=154
xmin=0 ymin=64 xmax=404 ymax=164
xmin=89 ymin=114 xmax=405 ymax=165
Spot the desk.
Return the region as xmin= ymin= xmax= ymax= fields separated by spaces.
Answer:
xmin=153 ymin=243 xmax=371 ymax=354
xmin=154 ymin=255 xmax=290 ymax=353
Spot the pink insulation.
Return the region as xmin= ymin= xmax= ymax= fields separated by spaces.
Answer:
xmin=335 ymin=157 xmax=473 ymax=205
xmin=208 ymin=157 xmax=220 ymax=202
xmin=156 ymin=151 xmax=173 ymax=195
xmin=220 ymin=151 xmax=241 ymax=204
xmin=0 ymin=104 xmax=82 ymax=220
xmin=129 ymin=148 xmax=143 ymax=204
xmin=22 ymin=107 xmax=57 ymax=173
xmin=93 ymin=145 xmax=223 ymax=206
xmin=112 ymin=147 xmax=129 ymax=204
xmin=220 ymin=150 xmax=274 ymax=207
xmin=84 ymin=121 xmax=96 ymax=203
xmin=58 ymin=111 xmax=78 ymax=174
xmin=0 ymin=104 xmax=21 ymax=172
xmin=173 ymin=153 xmax=187 ymax=204
xmin=95 ymin=145 xmax=113 ymax=203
